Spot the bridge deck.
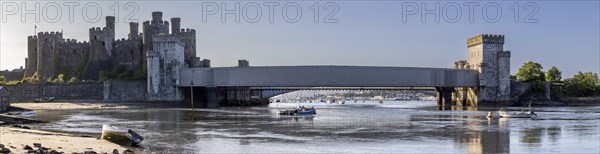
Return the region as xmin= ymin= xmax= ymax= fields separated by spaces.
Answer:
xmin=178 ymin=66 xmax=479 ymax=88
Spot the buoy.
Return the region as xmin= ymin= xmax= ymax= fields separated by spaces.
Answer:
xmin=487 ymin=111 xmax=493 ymax=118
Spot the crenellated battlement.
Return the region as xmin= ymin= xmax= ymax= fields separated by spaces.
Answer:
xmin=89 ymin=27 xmax=112 ymax=33
xmin=454 ymin=60 xmax=468 ymax=69
xmin=498 ymin=51 xmax=511 ymax=57
xmin=114 ymin=38 xmax=136 ymax=44
xmin=178 ymin=28 xmax=196 ymax=38
xmin=37 ymin=32 xmax=64 ymax=42
xmin=143 ymin=20 xmax=170 ymax=26
xmin=37 ymin=31 xmax=63 ymax=37
xmin=153 ymin=34 xmax=184 ymax=45
xmin=28 ymin=35 xmax=38 ymax=40
xmin=467 ymin=34 xmax=505 ymax=47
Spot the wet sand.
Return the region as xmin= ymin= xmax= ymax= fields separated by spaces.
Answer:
xmin=0 ymin=126 xmax=129 ymax=153
xmin=10 ymin=102 xmax=131 ymax=110
xmin=1 ymin=102 xmax=143 ymax=153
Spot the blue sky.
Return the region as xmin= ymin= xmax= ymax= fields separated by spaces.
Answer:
xmin=1 ymin=1 xmax=598 ymax=78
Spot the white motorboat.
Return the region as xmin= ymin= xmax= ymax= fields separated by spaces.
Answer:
xmin=498 ymin=110 xmax=536 ymax=118
xmin=499 ymin=97 xmax=537 ymax=118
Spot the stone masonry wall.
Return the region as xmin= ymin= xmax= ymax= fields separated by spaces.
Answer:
xmin=103 ymin=81 xmax=147 ymax=102
xmin=5 ymin=83 xmax=103 ymax=102
xmin=4 ymin=81 xmax=146 ymax=102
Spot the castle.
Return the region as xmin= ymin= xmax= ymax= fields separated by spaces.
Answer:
xmin=24 ymin=12 xmax=209 ymax=81
xmin=454 ymin=34 xmax=512 ymax=105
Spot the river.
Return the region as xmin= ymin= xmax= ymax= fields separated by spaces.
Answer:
xmin=27 ymin=101 xmax=600 ymax=153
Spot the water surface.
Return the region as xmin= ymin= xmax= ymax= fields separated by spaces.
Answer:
xmin=29 ymin=101 xmax=600 ymax=153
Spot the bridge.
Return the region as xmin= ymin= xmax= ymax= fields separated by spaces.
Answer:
xmin=178 ymin=66 xmax=479 ymax=88
xmin=170 ymin=66 xmax=478 ymax=107
xmin=146 ymin=34 xmax=513 ymax=108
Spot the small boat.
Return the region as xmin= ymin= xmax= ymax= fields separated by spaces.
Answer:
xmin=101 ymin=124 xmax=144 ymax=146
xmin=278 ymin=106 xmax=316 ymax=116
xmin=499 ymin=97 xmax=537 ymax=118
xmin=338 ymin=101 xmax=345 ymax=104
xmin=20 ymin=111 xmax=37 ymax=116
xmin=379 ymin=100 xmax=384 ymax=104
xmin=498 ymin=109 xmax=536 ymax=118
xmin=34 ymin=97 xmax=55 ymax=102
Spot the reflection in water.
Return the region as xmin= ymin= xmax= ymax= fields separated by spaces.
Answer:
xmin=451 ymin=115 xmax=510 ymax=154
xmin=521 ymin=128 xmax=544 ymax=145
xmin=27 ymin=101 xmax=600 ymax=153
xmin=546 ymin=127 xmax=561 ymax=143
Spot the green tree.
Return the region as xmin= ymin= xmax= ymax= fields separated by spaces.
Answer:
xmin=564 ymin=71 xmax=600 ymax=97
xmin=516 ymin=61 xmax=545 ymax=82
xmin=546 ymin=66 xmax=562 ymax=82
xmin=0 ymin=76 xmax=5 ymax=83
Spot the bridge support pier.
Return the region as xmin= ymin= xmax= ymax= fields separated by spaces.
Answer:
xmin=436 ymin=87 xmax=455 ymax=110
xmin=206 ymin=87 xmax=221 ymax=108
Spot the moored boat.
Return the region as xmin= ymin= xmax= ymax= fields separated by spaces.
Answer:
xmin=499 ymin=97 xmax=537 ymax=118
xmin=498 ymin=110 xmax=536 ymax=118
xmin=34 ymin=97 xmax=55 ymax=102
xmin=278 ymin=106 xmax=316 ymax=116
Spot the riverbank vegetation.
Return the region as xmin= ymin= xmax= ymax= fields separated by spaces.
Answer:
xmin=515 ymin=61 xmax=600 ymax=98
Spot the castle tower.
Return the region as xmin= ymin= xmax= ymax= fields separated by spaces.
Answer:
xmin=466 ymin=34 xmax=511 ymax=102
xmin=143 ymin=12 xmax=170 ymax=61
xmin=25 ymin=35 xmax=38 ymax=77
xmin=36 ymin=32 xmax=64 ymax=80
xmin=147 ymin=34 xmax=185 ymax=101
xmin=171 ymin=18 xmax=181 ymax=34
xmin=129 ymin=22 xmax=140 ymax=40
xmin=178 ymin=29 xmax=197 ymax=66
xmin=106 ymin=16 xmax=115 ymax=31
xmin=83 ymin=17 xmax=116 ymax=80
xmin=152 ymin=11 xmax=163 ymax=23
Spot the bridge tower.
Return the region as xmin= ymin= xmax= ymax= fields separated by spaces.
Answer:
xmin=463 ymin=34 xmax=512 ymax=105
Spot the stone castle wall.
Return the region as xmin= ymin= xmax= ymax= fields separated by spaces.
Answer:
xmin=4 ymin=81 xmax=147 ymax=102
xmin=4 ymin=83 xmax=103 ymax=102
xmin=103 ymin=81 xmax=147 ymax=102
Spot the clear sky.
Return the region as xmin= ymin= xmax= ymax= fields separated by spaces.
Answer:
xmin=1 ymin=1 xmax=598 ymax=78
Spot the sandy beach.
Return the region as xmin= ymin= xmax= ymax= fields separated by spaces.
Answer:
xmin=10 ymin=102 xmax=132 ymax=110
xmin=0 ymin=126 xmax=131 ymax=153
xmin=0 ymin=102 xmax=144 ymax=153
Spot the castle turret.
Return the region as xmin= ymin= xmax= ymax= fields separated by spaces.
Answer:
xmin=129 ymin=22 xmax=139 ymax=39
xmin=152 ymin=11 xmax=163 ymax=23
xmin=106 ymin=16 xmax=116 ymax=40
xmin=171 ymin=18 xmax=181 ymax=34
xmin=177 ymin=28 xmax=196 ymax=66
xmin=25 ymin=35 xmax=38 ymax=77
